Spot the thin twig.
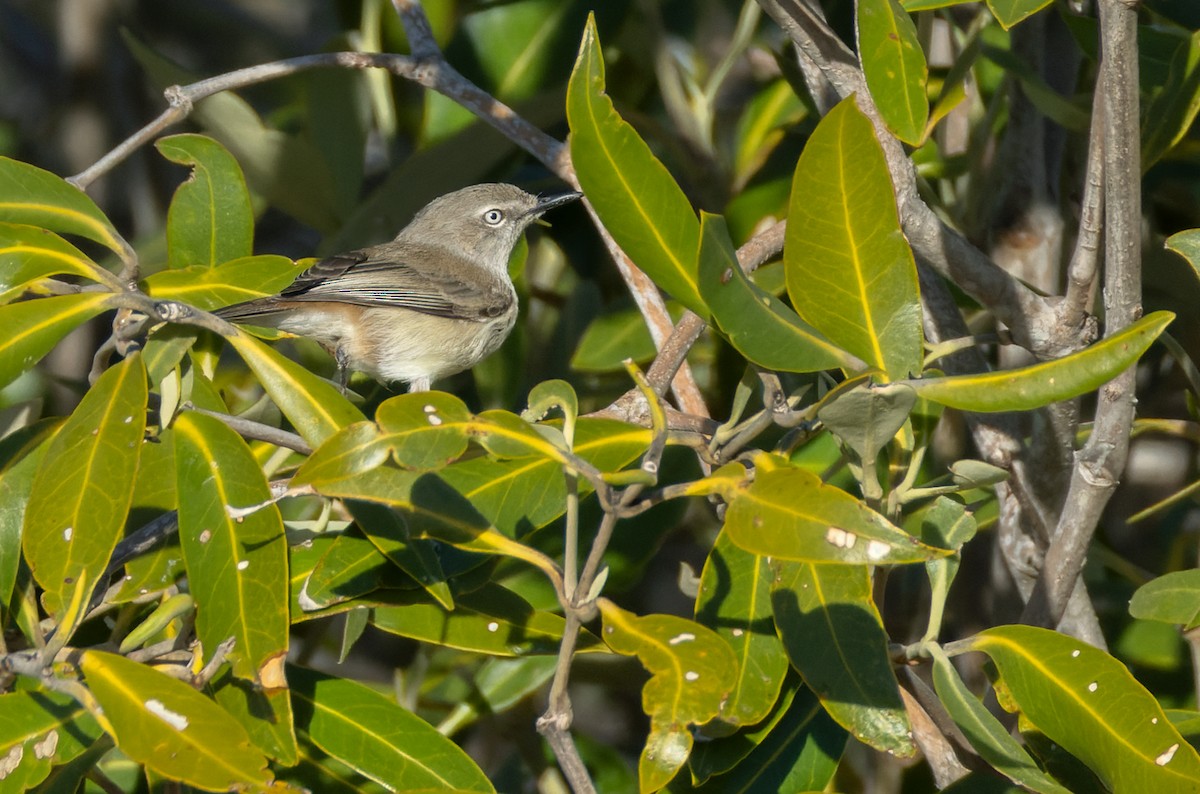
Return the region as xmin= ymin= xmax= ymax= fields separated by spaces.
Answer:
xmin=182 ymin=404 xmax=312 ymax=455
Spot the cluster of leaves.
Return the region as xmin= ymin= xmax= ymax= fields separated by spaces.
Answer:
xmin=2 ymin=0 xmax=1200 ymax=792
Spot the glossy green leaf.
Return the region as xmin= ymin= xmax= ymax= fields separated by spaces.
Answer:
xmin=785 ymin=97 xmax=923 ymax=380
xmin=441 ymin=417 xmax=650 ymax=534
xmin=1166 ymin=229 xmax=1200 ymax=284
xmin=858 ymin=0 xmax=929 ymax=145
xmin=211 ymin=669 xmax=298 ymax=765
xmin=347 ymin=500 xmax=453 ymax=610
xmin=567 ymin=15 xmax=707 ymax=317
xmin=298 ymin=530 xmax=400 ymax=611
xmin=0 ymin=293 xmax=112 ymax=389
xmin=570 ymin=306 xmax=657 ymax=372
xmin=174 ymin=412 xmax=290 ymax=690
xmin=375 ymin=391 xmax=474 ymax=468
xmin=987 ymin=0 xmax=1053 ymax=29
xmin=438 ymin=656 xmax=558 ymax=736
xmin=463 ymin=0 xmax=587 ymax=100
xmin=290 ymin=665 xmax=495 ymax=793
xmin=226 ymin=330 xmax=364 ymax=446
xmin=1130 ymin=570 xmax=1200 ymax=630
xmin=724 ymin=462 xmax=946 ymax=565
xmin=142 ymin=255 xmax=298 ymax=310
xmin=291 ymin=422 xmax=389 ymax=489
xmin=0 ymin=420 xmax=59 ymax=607
xmin=689 ymin=682 xmax=846 ymax=793
xmin=156 ymin=133 xmax=253 ymax=268
xmin=771 ymin=561 xmax=914 ymax=756
xmin=930 ymin=645 xmax=1070 ymax=794
xmin=0 ymin=691 xmax=103 ymax=793
xmin=0 ymin=157 xmax=129 ymax=256
xmin=599 ymin=599 xmax=739 ymax=792
xmin=970 ymin=625 xmax=1200 ymax=790
xmin=80 ymin=650 xmax=272 ymax=789
xmin=23 ymin=355 xmax=146 ymax=616
xmin=695 ymin=531 xmax=788 ymax=729
xmin=698 ymin=213 xmax=856 ymax=373
xmin=1142 ymin=30 xmax=1200 ymax=170
xmin=371 ymin=582 xmax=576 ymax=656
xmin=301 ymin=466 xmax=561 ymax=578
xmin=908 ymin=311 xmax=1174 ymax=411
xmin=0 ymin=223 xmax=119 ymax=302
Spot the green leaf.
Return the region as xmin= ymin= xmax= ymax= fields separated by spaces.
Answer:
xmin=858 ymin=0 xmax=929 ymax=145
xmin=371 ymin=582 xmax=579 ymax=656
xmin=570 ymin=307 xmax=657 ymax=372
xmin=80 ymin=650 xmax=273 ymax=790
xmin=0 ymin=223 xmax=120 ymax=302
xmin=987 ymin=0 xmax=1053 ymax=29
xmin=463 ymin=0 xmax=587 ymax=100
xmin=0 ymin=690 xmax=103 ymax=793
xmin=733 ymin=78 xmax=808 ymax=185
xmin=23 ymin=355 xmax=146 ymax=617
xmin=818 ymin=382 xmax=917 ymax=464
xmin=724 ymin=461 xmax=947 ymax=565
xmin=689 ymin=682 xmax=846 ymax=793
xmin=771 ymin=561 xmax=914 ymax=756
xmin=930 ymin=645 xmax=1071 ymax=794
xmin=785 ymin=97 xmax=923 ymax=380
xmin=1166 ymin=229 xmax=1200 ymax=285
xmin=0 ymin=419 xmax=59 ymax=607
xmin=441 ymin=417 xmax=650 ymax=535
xmin=1142 ymin=30 xmax=1200 ymax=170
xmin=0 ymin=157 xmax=129 ymax=257
xmin=375 ymin=391 xmax=474 ymax=468
xmin=290 ymin=665 xmax=495 ymax=793
xmin=567 ymin=14 xmax=707 ymax=317
xmin=907 ymin=311 xmax=1174 ymax=411
xmin=348 ymin=500 xmax=453 ymax=610
xmin=970 ymin=625 xmax=1200 ymax=791
xmin=174 ymin=412 xmax=291 ymax=691
xmin=695 ymin=531 xmax=789 ymax=729
xmin=297 ymin=530 xmax=392 ymax=611
xmin=698 ymin=213 xmax=856 ymax=373
xmin=1130 ymin=570 xmax=1200 ymax=630
xmin=598 ymin=599 xmax=739 ymax=792
xmin=211 ymin=669 xmax=298 ymax=765
xmin=226 ymin=331 xmax=365 ymax=446
xmin=142 ymin=255 xmax=298 ymax=310
xmin=156 ymin=133 xmax=254 ymax=268
xmin=0 ymin=293 xmax=113 ymax=390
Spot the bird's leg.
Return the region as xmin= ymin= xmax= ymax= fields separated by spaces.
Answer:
xmin=334 ymin=346 xmax=352 ymax=394
xmin=408 ymin=376 xmax=431 ymax=393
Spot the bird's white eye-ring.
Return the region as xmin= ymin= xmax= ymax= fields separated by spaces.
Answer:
xmin=483 ymin=208 xmax=505 ymax=226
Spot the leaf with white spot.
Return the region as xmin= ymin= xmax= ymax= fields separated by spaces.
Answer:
xmin=598 ymin=599 xmax=739 ymax=792
xmin=724 ymin=458 xmax=947 ymax=565
xmin=79 ymin=650 xmax=272 ymax=790
xmin=968 ymin=625 xmax=1200 ymax=791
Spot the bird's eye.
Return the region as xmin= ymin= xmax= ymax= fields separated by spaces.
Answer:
xmin=483 ymin=208 xmax=505 ymax=226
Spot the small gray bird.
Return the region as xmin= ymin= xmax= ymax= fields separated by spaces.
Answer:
xmin=216 ymin=184 xmax=580 ymax=392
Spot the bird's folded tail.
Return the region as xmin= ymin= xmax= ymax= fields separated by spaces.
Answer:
xmin=213 ymin=298 xmax=288 ymax=326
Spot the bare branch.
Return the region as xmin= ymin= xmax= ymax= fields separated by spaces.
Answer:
xmin=1024 ymin=0 xmax=1143 ymax=633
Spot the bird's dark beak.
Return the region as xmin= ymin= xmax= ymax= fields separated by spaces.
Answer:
xmin=529 ymin=190 xmax=583 ymax=218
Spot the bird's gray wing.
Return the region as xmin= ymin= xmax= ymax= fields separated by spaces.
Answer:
xmin=280 ymin=249 xmax=513 ymax=321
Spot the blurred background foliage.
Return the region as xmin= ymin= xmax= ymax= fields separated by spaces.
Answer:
xmin=3 ymin=0 xmax=1200 ymax=789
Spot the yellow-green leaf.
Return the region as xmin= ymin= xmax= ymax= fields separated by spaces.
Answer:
xmin=987 ymin=0 xmax=1053 ymax=29
xmin=80 ymin=650 xmax=273 ymax=791
xmin=785 ymin=97 xmax=923 ymax=380
xmin=567 ymin=14 xmax=707 ymax=317
xmin=226 ymin=331 xmax=364 ymax=446
xmin=0 ymin=157 xmax=128 ymax=257
xmin=0 ymin=223 xmax=120 ymax=302
xmin=156 ymin=133 xmax=254 ymax=268
xmin=907 ymin=311 xmax=1173 ymax=411
xmin=598 ymin=599 xmax=739 ymax=792
xmin=858 ymin=0 xmax=929 ymax=145
xmin=23 ymin=355 xmax=146 ymax=617
xmin=970 ymin=625 xmax=1200 ymax=791
xmin=142 ymin=255 xmax=298 ymax=310
xmin=174 ymin=412 xmax=291 ymax=693
xmin=0 ymin=293 xmax=113 ymax=389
